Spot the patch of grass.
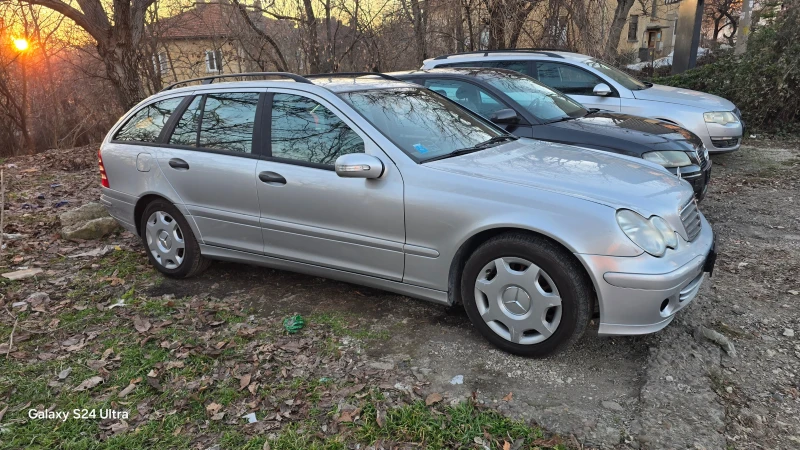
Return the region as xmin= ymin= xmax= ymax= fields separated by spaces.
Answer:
xmin=310 ymin=312 xmax=390 ymax=341
xmin=351 ymin=400 xmax=555 ymax=449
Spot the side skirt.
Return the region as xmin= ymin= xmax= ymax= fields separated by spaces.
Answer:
xmin=199 ymin=244 xmax=451 ymax=306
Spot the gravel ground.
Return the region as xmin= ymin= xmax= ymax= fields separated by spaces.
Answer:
xmin=2 ymin=139 xmax=798 ymax=449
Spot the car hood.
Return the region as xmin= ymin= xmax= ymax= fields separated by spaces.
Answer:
xmin=543 ymin=112 xmax=701 ymax=155
xmin=426 ymin=139 xmax=694 ymax=216
xmin=632 ymin=84 xmax=735 ymax=110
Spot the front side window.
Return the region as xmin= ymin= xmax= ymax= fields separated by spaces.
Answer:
xmin=270 ymin=93 xmax=364 ymax=165
xmin=424 ymin=79 xmax=507 ymax=118
xmin=479 ymin=71 xmax=586 ymax=122
xmin=340 ymin=87 xmax=502 ymax=162
xmin=114 ymin=97 xmax=184 ymax=143
xmin=168 ymin=93 xmax=259 ymax=153
xmin=535 ymin=62 xmax=605 ymax=96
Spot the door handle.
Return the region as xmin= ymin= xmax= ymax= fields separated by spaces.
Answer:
xmin=258 ymin=171 xmax=286 ymax=185
xmin=168 ymin=158 xmax=190 ymax=170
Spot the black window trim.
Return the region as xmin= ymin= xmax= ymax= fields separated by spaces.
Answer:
xmin=531 ymin=60 xmax=620 ymax=98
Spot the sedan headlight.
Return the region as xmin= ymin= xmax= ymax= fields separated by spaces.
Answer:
xmin=703 ymin=111 xmax=739 ymax=125
xmin=616 ymin=210 xmax=679 ymax=257
xmin=642 ymin=151 xmax=692 ymax=168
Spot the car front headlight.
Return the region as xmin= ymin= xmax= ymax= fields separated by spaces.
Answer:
xmin=616 ymin=210 xmax=679 ymax=257
xmin=703 ymin=111 xmax=739 ymax=125
xmin=642 ymin=151 xmax=692 ymax=168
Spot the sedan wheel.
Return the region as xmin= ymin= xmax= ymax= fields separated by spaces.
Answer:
xmin=475 ymin=257 xmax=562 ymax=345
xmin=145 ymin=211 xmax=185 ymax=269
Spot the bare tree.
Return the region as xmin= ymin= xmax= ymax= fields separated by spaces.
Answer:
xmin=605 ymin=0 xmax=637 ymax=57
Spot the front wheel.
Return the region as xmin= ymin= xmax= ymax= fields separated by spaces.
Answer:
xmin=461 ymin=232 xmax=592 ymax=357
xmin=140 ymin=200 xmax=210 ymax=278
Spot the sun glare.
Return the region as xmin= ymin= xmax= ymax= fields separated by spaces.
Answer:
xmin=13 ymin=38 xmax=29 ymax=51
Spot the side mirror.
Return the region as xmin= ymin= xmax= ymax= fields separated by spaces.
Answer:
xmin=592 ymin=83 xmax=612 ymax=96
xmin=490 ymin=108 xmax=520 ymax=124
xmin=335 ymin=153 xmax=384 ymax=179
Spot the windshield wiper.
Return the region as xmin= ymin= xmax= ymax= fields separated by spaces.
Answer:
xmin=422 ymin=135 xmax=518 ymax=163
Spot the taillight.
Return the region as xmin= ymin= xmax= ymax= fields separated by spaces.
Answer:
xmin=98 ymin=149 xmax=109 ymax=188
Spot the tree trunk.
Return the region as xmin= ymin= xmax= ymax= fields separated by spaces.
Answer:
xmin=507 ymin=2 xmax=535 ymax=49
xmin=302 ymin=0 xmax=321 ymax=73
xmin=486 ymin=0 xmax=506 ymax=49
xmin=605 ymin=0 xmax=637 ymax=57
xmin=97 ymin=41 xmax=145 ymax=111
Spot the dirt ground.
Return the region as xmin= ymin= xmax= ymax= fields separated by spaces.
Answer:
xmin=1 ymin=139 xmax=798 ymax=449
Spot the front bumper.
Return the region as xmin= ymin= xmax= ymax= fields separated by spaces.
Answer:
xmin=703 ymin=120 xmax=742 ymax=153
xmin=576 ymin=213 xmax=716 ymax=335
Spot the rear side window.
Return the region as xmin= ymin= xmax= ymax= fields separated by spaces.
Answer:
xmin=423 ymin=79 xmax=507 ymax=118
xmin=167 ymin=92 xmax=260 ymax=153
xmin=270 ymin=93 xmax=364 ymax=165
xmin=114 ymin=97 xmax=184 ymax=143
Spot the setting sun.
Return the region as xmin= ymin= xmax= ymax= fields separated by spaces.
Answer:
xmin=13 ymin=38 xmax=29 ymax=51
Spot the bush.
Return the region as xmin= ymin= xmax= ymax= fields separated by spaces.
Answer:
xmin=654 ymin=7 xmax=800 ymax=133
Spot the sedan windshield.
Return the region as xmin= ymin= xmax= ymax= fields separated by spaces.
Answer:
xmin=340 ymin=87 xmax=504 ymax=162
xmin=479 ymin=71 xmax=586 ymax=122
xmin=584 ymin=59 xmax=649 ymax=91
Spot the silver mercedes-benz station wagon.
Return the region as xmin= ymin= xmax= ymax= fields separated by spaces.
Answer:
xmin=99 ymin=72 xmax=716 ymax=357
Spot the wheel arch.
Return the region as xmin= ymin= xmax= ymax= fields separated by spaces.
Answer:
xmin=447 ymin=227 xmax=598 ymax=312
xmin=133 ymin=193 xmax=187 ymax=237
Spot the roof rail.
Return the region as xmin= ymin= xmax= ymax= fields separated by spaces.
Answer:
xmin=304 ymin=72 xmax=405 ymax=82
xmin=432 ymin=49 xmax=565 ymax=60
xmin=161 ymin=72 xmax=313 ymax=91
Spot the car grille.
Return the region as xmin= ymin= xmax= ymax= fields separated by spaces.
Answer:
xmin=695 ymin=144 xmax=708 ymax=167
xmin=680 ymin=199 xmax=702 ymax=241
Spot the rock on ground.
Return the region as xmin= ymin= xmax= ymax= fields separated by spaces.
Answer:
xmin=60 ymin=202 xmax=120 ymax=240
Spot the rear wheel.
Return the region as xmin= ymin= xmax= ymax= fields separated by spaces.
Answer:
xmin=461 ymin=232 xmax=592 ymax=357
xmin=140 ymin=200 xmax=210 ymax=278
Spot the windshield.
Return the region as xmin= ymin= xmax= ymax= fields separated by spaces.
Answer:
xmin=340 ymin=87 xmax=504 ymax=162
xmin=584 ymin=59 xmax=649 ymax=91
xmin=479 ymin=71 xmax=586 ymax=122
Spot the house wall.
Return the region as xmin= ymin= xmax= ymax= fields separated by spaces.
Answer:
xmin=616 ymin=0 xmax=682 ymax=61
xmin=155 ymin=39 xmax=250 ymax=86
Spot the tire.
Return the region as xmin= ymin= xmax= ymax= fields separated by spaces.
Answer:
xmin=139 ymin=199 xmax=210 ymax=278
xmin=460 ymin=232 xmax=592 ymax=357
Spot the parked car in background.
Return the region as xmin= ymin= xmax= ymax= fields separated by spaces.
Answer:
xmin=100 ymin=72 xmax=716 ymax=358
xmin=422 ymin=49 xmax=743 ymax=153
xmin=392 ymin=67 xmax=712 ymax=200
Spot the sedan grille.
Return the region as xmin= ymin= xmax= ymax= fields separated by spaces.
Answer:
xmin=680 ymin=200 xmax=702 ymax=241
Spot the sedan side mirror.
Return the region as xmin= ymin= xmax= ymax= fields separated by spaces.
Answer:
xmin=490 ymin=108 xmax=520 ymax=124
xmin=592 ymin=83 xmax=612 ymax=96
xmin=335 ymin=153 xmax=384 ymax=179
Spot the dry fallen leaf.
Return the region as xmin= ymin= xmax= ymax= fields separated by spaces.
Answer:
xmin=502 ymin=392 xmax=513 ymax=402
xmin=73 ymin=376 xmax=104 ymax=392
xmin=503 ymin=441 xmax=511 ymax=450
xmin=376 ymin=408 xmax=386 ymax=428
xmin=118 ymin=383 xmax=137 ymax=398
xmin=239 ymin=374 xmax=252 ymax=391
xmin=211 ymin=412 xmax=225 ymax=421
xmin=206 ymin=402 xmax=222 ymax=415
xmin=425 ymin=392 xmax=443 ymax=406
xmin=133 ymin=316 xmax=151 ymax=333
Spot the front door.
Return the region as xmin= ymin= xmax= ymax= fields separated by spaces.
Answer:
xmin=533 ymin=61 xmax=622 ymax=112
xmin=156 ymin=91 xmax=264 ymax=253
xmin=256 ymin=90 xmax=406 ymax=281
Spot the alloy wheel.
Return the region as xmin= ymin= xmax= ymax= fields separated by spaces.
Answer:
xmin=145 ymin=211 xmax=185 ymax=269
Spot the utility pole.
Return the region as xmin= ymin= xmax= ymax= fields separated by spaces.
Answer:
xmin=736 ymin=0 xmax=753 ymax=54
xmin=671 ymin=0 xmax=705 ymax=74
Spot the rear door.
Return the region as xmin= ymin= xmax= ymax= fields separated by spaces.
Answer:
xmin=532 ymin=61 xmax=622 ymax=112
xmin=255 ymin=89 xmax=406 ymax=280
xmin=156 ymin=89 xmax=264 ymax=253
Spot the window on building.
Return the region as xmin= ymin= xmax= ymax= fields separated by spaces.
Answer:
xmin=153 ymin=52 xmax=169 ymax=75
xmin=206 ymin=50 xmax=223 ymax=73
xmin=628 ymin=15 xmax=639 ymax=41
xmin=114 ymin=97 xmax=185 ymax=143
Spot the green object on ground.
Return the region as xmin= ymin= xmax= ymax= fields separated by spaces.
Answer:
xmin=283 ymin=314 xmax=305 ymax=334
